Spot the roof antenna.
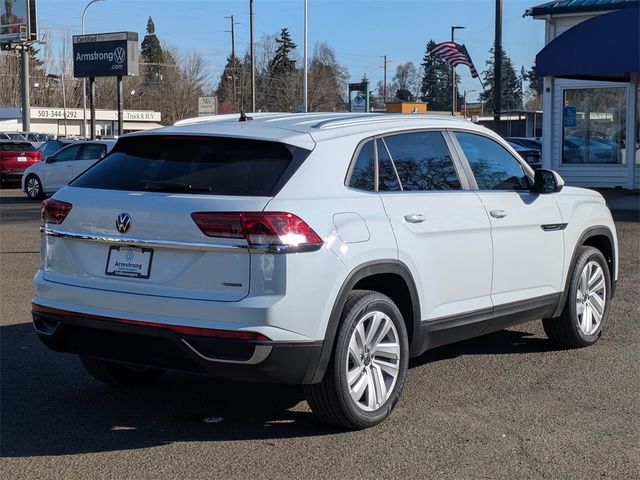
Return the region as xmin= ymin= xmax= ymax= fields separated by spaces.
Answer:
xmin=239 ymin=111 xmax=253 ymax=122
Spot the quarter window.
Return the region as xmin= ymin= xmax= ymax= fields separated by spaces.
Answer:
xmin=384 ymin=131 xmax=461 ymax=191
xmin=454 ymin=132 xmax=529 ymax=191
xmin=348 ymin=141 xmax=375 ymax=191
xmin=377 ymin=139 xmax=401 ymax=191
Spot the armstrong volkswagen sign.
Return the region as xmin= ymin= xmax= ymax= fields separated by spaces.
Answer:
xmin=72 ymin=31 xmax=139 ymax=77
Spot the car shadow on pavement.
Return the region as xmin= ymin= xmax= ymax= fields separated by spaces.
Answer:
xmin=1 ymin=322 xmax=555 ymax=458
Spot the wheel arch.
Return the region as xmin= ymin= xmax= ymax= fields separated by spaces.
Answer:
xmin=553 ymin=226 xmax=616 ymax=318
xmin=308 ymin=260 xmax=421 ymax=384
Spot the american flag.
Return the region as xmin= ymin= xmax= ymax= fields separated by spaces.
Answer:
xmin=429 ymin=42 xmax=479 ymax=78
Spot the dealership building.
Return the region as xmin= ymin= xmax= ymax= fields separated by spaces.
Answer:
xmin=0 ymin=107 xmax=162 ymax=136
xmin=527 ymin=0 xmax=639 ymax=189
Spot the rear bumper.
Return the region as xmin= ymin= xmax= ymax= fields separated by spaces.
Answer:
xmin=33 ymin=304 xmax=323 ymax=385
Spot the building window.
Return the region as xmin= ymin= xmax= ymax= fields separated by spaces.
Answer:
xmin=562 ymin=88 xmax=626 ymax=165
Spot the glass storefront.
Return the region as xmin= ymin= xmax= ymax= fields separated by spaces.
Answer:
xmin=562 ymin=87 xmax=627 ymax=164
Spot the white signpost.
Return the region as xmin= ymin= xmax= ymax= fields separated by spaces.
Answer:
xmin=198 ymin=96 xmax=218 ymax=116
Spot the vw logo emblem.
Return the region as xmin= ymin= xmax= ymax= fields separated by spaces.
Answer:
xmin=113 ymin=47 xmax=126 ymax=64
xmin=116 ymin=213 xmax=132 ymax=234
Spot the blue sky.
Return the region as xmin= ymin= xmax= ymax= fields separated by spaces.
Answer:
xmin=38 ymin=0 xmax=545 ymax=102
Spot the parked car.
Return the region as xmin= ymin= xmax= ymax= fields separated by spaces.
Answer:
xmin=505 ymin=136 xmax=543 ymax=153
xmin=508 ymin=141 xmax=542 ymax=170
xmin=563 ymin=137 xmax=620 ymax=164
xmin=16 ymin=132 xmax=49 ymax=148
xmin=22 ymin=140 xmax=115 ymax=199
xmin=37 ymin=139 xmax=77 ymax=159
xmin=32 ymin=113 xmax=617 ymax=429
xmin=0 ymin=132 xmax=11 ymax=140
xmin=0 ymin=140 xmax=42 ymax=184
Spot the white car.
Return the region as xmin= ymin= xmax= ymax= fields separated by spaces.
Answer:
xmin=22 ymin=140 xmax=115 ymax=199
xmin=32 ymin=113 xmax=617 ymax=429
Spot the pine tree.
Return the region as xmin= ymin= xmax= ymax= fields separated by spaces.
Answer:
xmin=216 ymin=55 xmax=240 ymax=113
xmin=479 ymin=47 xmax=522 ymax=111
xmin=141 ymin=17 xmax=164 ymax=81
xmin=419 ymin=40 xmax=461 ymax=111
xmin=269 ymin=28 xmax=297 ymax=76
xmin=267 ymin=28 xmax=299 ymax=111
xmin=525 ymin=60 xmax=543 ymax=97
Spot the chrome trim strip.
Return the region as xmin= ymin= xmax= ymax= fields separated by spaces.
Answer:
xmin=181 ymin=339 xmax=273 ymax=365
xmin=540 ymin=223 xmax=568 ymax=232
xmin=42 ymin=227 xmax=248 ymax=252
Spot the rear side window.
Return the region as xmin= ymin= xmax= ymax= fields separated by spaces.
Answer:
xmin=454 ymin=132 xmax=529 ymax=190
xmin=0 ymin=142 xmax=35 ymax=152
xmin=377 ymin=139 xmax=401 ymax=191
xmin=78 ymin=144 xmax=107 ymax=160
xmin=384 ymin=131 xmax=461 ymax=191
xmin=71 ymin=136 xmax=311 ymax=196
xmin=348 ymin=141 xmax=375 ymax=191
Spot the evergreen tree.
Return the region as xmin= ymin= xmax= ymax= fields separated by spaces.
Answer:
xmin=216 ymin=55 xmax=240 ymax=113
xmin=419 ymin=40 xmax=461 ymax=111
xmin=269 ymin=28 xmax=297 ymax=76
xmin=479 ymin=46 xmax=522 ymax=111
xmin=524 ymin=60 xmax=543 ymax=97
xmin=141 ymin=17 xmax=164 ymax=81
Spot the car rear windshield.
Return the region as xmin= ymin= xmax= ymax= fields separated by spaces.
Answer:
xmin=0 ymin=142 xmax=35 ymax=152
xmin=71 ymin=135 xmax=311 ymax=196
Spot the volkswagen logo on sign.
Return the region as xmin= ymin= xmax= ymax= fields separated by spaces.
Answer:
xmin=113 ymin=46 xmax=126 ymax=64
xmin=116 ymin=213 xmax=132 ymax=234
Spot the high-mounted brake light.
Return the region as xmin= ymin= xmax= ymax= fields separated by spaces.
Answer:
xmin=191 ymin=212 xmax=323 ymax=253
xmin=41 ymin=199 xmax=73 ymax=225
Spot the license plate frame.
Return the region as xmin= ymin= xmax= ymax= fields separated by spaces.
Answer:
xmin=105 ymin=245 xmax=153 ymax=279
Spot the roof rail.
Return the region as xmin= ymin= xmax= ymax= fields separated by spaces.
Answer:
xmin=311 ymin=113 xmax=461 ymax=130
xmin=173 ymin=112 xmax=286 ymax=126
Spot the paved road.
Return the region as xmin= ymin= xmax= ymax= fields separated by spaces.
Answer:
xmin=1 ymin=187 xmax=638 ymax=479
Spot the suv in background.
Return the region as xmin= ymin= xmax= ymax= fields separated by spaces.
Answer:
xmin=0 ymin=140 xmax=42 ymax=184
xmin=33 ymin=113 xmax=617 ymax=429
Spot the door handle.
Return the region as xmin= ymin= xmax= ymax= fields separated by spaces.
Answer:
xmin=404 ymin=213 xmax=426 ymax=224
xmin=490 ymin=209 xmax=508 ymax=218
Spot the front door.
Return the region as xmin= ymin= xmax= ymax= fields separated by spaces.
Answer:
xmin=44 ymin=144 xmax=83 ymax=191
xmin=451 ymin=131 xmax=565 ymax=308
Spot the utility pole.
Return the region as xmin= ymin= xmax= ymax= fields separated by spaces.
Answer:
xmin=20 ymin=48 xmax=30 ymax=131
xmin=225 ymin=14 xmax=239 ymax=109
xmin=303 ymin=0 xmax=308 ymax=112
xmin=451 ymin=25 xmax=465 ymax=116
xmin=381 ymin=55 xmax=388 ymax=104
xmin=494 ymin=0 xmax=502 ymax=123
xmin=249 ymin=0 xmax=256 ymax=112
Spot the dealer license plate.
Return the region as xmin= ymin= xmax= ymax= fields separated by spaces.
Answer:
xmin=105 ymin=246 xmax=153 ymax=279
xmin=17 ymin=156 xmax=27 ymax=162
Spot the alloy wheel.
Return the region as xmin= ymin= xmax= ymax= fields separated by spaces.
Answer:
xmin=345 ymin=310 xmax=401 ymax=412
xmin=575 ymin=260 xmax=607 ymax=336
xmin=26 ymin=176 xmax=41 ymax=198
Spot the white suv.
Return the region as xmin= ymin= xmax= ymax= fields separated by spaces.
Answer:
xmin=33 ymin=113 xmax=618 ymax=429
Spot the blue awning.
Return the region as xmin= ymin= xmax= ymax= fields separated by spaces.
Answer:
xmin=536 ymin=7 xmax=640 ymax=80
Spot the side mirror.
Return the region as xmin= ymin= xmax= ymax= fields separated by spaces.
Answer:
xmin=533 ymin=169 xmax=564 ymax=194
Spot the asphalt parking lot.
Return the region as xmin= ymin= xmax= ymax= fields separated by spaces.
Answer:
xmin=0 ymin=186 xmax=638 ymax=480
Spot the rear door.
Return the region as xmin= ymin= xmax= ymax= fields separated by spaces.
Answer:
xmin=70 ymin=143 xmax=107 ymax=177
xmin=377 ymin=131 xmax=494 ymax=325
xmin=451 ymin=131 xmax=564 ymax=307
xmin=43 ymin=135 xmax=310 ymax=302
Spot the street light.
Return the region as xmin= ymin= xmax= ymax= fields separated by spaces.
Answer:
xmin=81 ymin=0 xmax=106 ymax=138
xmin=451 ymin=25 xmax=466 ymax=116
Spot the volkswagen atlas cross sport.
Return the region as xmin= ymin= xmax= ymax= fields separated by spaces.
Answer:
xmin=33 ymin=113 xmax=618 ymax=429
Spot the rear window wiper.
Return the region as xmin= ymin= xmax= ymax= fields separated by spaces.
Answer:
xmin=139 ymin=180 xmax=212 ymax=193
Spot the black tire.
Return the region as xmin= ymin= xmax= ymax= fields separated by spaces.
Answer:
xmin=25 ymin=174 xmax=44 ymax=199
xmin=304 ymin=290 xmax=409 ymax=429
xmin=79 ymin=355 xmax=165 ymax=387
xmin=542 ymin=246 xmax=611 ymax=348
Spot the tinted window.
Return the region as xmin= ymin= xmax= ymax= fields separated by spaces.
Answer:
xmin=384 ymin=131 xmax=460 ymax=191
xmin=78 ymin=144 xmax=107 ymax=160
xmin=71 ymin=136 xmax=311 ymax=196
xmin=348 ymin=141 xmax=375 ymax=191
xmin=377 ymin=139 xmax=401 ymax=191
xmin=455 ymin=132 xmax=529 ymax=190
xmin=0 ymin=142 xmax=35 ymax=152
xmin=54 ymin=144 xmax=82 ymax=162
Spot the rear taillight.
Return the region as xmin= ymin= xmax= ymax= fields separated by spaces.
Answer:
xmin=191 ymin=212 xmax=323 ymax=253
xmin=41 ymin=199 xmax=72 ymax=225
